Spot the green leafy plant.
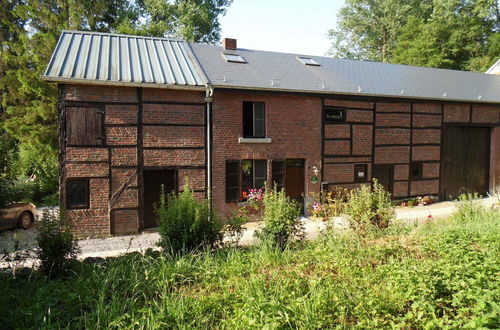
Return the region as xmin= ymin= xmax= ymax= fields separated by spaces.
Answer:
xmin=255 ymin=186 xmax=303 ymax=250
xmin=308 ymin=187 xmax=349 ymax=220
xmin=36 ymin=209 xmax=79 ymax=277
xmin=223 ymin=208 xmax=248 ymax=246
xmin=158 ymin=185 xmax=223 ymax=253
xmin=453 ymin=192 xmax=486 ymax=223
xmin=345 ymin=179 xmax=395 ymax=233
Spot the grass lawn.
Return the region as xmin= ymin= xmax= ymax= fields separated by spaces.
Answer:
xmin=1 ymin=209 xmax=499 ymax=329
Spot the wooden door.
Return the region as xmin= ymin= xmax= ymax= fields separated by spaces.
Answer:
xmin=284 ymin=159 xmax=305 ymax=206
xmin=372 ymin=165 xmax=393 ymax=195
xmin=441 ymin=126 xmax=490 ymax=200
xmin=143 ymin=170 xmax=176 ymax=229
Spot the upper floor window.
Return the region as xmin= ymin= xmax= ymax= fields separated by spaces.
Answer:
xmin=66 ymin=106 xmax=105 ymax=146
xmin=243 ymin=101 xmax=265 ymax=138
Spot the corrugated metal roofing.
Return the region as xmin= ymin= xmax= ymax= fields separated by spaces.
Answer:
xmin=43 ymin=30 xmax=207 ymax=87
xmin=190 ymin=43 xmax=500 ymax=104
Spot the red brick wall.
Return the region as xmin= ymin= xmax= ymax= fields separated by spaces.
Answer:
xmin=61 ymin=83 xmax=500 ymax=234
xmin=375 ymin=128 xmax=410 ymax=145
xmin=443 ymin=104 xmax=470 ymax=122
xmin=212 ymin=91 xmax=322 ymax=216
xmin=62 ymin=84 xmax=206 ymax=237
xmin=143 ymin=126 xmax=204 ymax=148
xmin=143 ymin=104 xmax=205 ymax=125
xmin=106 ymin=105 xmax=138 ymax=124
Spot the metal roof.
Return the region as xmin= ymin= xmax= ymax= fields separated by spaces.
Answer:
xmin=43 ymin=31 xmax=207 ymax=87
xmin=190 ymin=43 xmax=500 ymax=104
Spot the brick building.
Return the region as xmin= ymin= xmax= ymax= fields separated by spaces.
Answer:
xmin=43 ymin=31 xmax=500 ymax=237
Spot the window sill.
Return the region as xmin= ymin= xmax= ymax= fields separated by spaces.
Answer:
xmin=238 ymin=137 xmax=272 ymax=144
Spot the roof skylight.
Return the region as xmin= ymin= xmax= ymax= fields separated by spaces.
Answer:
xmin=222 ymin=53 xmax=246 ymax=63
xmin=297 ymin=56 xmax=320 ymax=66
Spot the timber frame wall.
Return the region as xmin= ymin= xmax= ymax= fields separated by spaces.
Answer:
xmin=59 ymin=84 xmax=206 ymax=237
xmin=58 ymin=84 xmax=500 ymax=237
xmin=320 ymin=95 xmax=500 ymax=199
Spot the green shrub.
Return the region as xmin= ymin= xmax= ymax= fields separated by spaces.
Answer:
xmin=223 ymin=208 xmax=248 ymax=246
xmin=345 ymin=179 xmax=395 ymax=233
xmin=158 ymin=186 xmax=223 ymax=253
xmin=36 ymin=209 xmax=79 ymax=277
xmin=453 ymin=192 xmax=486 ymax=222
xmin=255 ymin=186 xmax=303 ymax=249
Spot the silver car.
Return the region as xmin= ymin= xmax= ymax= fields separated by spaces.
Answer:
xmin=0 ymin=203 xmax=36 ymax=231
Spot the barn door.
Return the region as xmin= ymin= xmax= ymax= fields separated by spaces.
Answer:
xmin=143 ymin=170 xmax=176 ymax=229
xmin=372 ymin=164 xmax=393 ymax=195
xmin=441 ymin=126 xmax=490 ymax=200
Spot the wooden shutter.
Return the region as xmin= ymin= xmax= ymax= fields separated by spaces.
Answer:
xmin=271 ymin=160 xmax=284 ymax=191
xmin=66 ymin=107 xmax=104 ymax=145
xmin=226 ymin=160 xmax=239 ymax=202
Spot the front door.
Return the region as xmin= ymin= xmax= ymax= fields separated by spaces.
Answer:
xmin=441 ymin=126 xmax=490 ymax=200
xmin=143 ymin=170 xmax=176 ymax=229
xmin=284 ymin=159 xmax=305 ymax=206
xmin=372 ymin=164 xmax=393 ymax=195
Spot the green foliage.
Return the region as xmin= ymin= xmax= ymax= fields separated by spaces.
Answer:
xmin=329 ymin=0 xmax=500 ymax=71
xmin=36 ymin=209 xmax=79 ymax=277
xmin=158 ymin=186 xmax=223 ymax=253
xmin=255 ymin=186 xmax=303 ymax=249
xmin=139 ymin=0 xmax=233 ymax=43
xmin=453 ymin=192 xmax=488 ymax=223
xmin=0 ymin=0 xmax=232 ymax=204
xmin=1 ymin=210 xmax=499 ymax=328
xmin=345 ymin=179 xmax=395 ymax=233
xmin=223 ymin=207 xmax=248 ymax=246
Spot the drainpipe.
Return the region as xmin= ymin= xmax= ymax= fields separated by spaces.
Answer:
xmin=205 ymin=85 xmax=214 ymax=209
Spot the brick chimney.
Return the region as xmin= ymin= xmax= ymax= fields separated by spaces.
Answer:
xmin=223 ymin=38 xmax=237 ymax=50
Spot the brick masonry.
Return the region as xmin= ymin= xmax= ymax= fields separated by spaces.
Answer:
xmin=60 ymin=84 xmax=500 ymax=236
xmin=61 ymin=84 xmax=206 ymax=237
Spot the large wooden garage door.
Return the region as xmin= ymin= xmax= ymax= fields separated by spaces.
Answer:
xmin=441 ymin=126 xmax=490 ymax=200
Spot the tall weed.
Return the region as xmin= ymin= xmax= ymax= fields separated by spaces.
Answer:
xmin=36 ymin=209 xmax=79 ymax=277
xmin=345 ymin=179 xmax=395 ymax=234
xmin=453 ymin=192 xmax=487 ymax=223
xmin=158 ymin=185 xmax=223 ymax=253
xmin=255 ymin=186 xmax=303 ymax=250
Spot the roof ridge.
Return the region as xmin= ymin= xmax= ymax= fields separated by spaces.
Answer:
xmin=61 ymin=30 xmax=187 ymax=43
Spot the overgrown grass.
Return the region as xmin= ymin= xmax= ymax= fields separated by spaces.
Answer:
xmin=1 ymin=209 xmax=499 ymax=329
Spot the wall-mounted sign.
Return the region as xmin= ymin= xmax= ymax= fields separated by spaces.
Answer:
xmin=324 ymin=108 xmax=346 ymax=122
xmin=310 ymin=175 xmax=319 ymax=184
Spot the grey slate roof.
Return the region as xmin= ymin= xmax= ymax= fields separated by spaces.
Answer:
xmin=190 ymin=43 xmax=500 ymax=104
xmin=43 ymin=30 xmax=207 ymax=87
xmin=43 ymin=31 xmax=500 ymax=104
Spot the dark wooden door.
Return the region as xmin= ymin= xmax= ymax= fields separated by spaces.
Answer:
xmin=372 ymin=165 xmax=393 ymax=195
xmin=143 ymin=170 xmax=176 ymax=229
xmin=441 ymin=126 xmax=490 ymax=200
xmin=284 ymin=159 xmax=305 ymax=206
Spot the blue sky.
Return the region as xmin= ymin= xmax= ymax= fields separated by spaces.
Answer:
xmin=219 ymin=0 xmax=345 ymax=56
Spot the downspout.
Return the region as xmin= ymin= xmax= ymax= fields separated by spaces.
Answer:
xmin=205 ymin=84 xmax=214 ymax=210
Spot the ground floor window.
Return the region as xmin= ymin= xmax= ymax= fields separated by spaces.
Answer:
xmin=66 ymin=178 xmax=89 ymax=209
xmin=225 ymin=159 xmax=267 ymax=202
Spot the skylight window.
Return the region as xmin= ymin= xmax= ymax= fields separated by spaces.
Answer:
xmin=222 ymin=53 xmax=246 ymax=63
xmin=297 ymin=56 xmax=320 ymax=66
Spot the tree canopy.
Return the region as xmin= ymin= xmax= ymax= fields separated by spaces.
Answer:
xmin=328 ymin=0 xmax=500 ymax=71
xmin=0 ymin=0 xmax=232 ymax=204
